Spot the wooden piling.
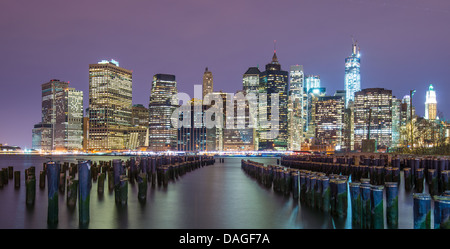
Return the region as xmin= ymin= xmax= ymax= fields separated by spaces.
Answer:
xmin=66 ymin=176 xmax=78 ymax=209
xmin=78 ymin=161 xmax=91 ymax=226
xmin=97 ymin=172 xmax=105 ymax=195
xmin=415 ymin=168 xmax=424 ymax=193
xmin=25 ymin=173 xmax=36 ymax=206
xmin=47 ymin=162 xmax=60 ymax=225
xmin=350 ymin=182 xmax=361 ymax=228
xmin=14 ymin=171 xmax=20 ymax=188
xmin=433 ymin=196 xmax=450 ymax=229
xmin=137 ymin=173 xmax=148 ymax=203
xmin=385 ymin=182 xmax=398 ymax=229
xmin=413 ymin=193 xmax=431 ymax=229
xmin=361 ymin=184 xmax=372 ymax=229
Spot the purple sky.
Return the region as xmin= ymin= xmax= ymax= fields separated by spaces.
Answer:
xmin=1 ymin=0 xmax=449 ymax=148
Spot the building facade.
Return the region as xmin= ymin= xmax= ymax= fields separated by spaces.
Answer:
xmin=288 ymin=65 xmax=305 ymax=151
xmin=32 ymin=79 xmax=83 ymax=152
xmin=148 ymin=74 xmax=178 ymax=151
xmin=88 ymin=59 xmax=133 ymax=151
xmin=257 ymin=51 xmax=289 ymax=151
xmin=314 ymin=96 xmax=345 ymax=149
xmin=353 ymin=88 xmax=393 ymax=151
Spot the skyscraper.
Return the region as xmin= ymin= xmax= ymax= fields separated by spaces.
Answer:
xmin=32 ymin=79 xmax=83 ymax=151
xmin=88 ymin=59 xmax=132 ymax=151
xmin=314 ymin=96 xmax=345 ymax=149
xmin=344 ymin=41 xmax=361 ymax=108
xmin=425 ymin=84 xmax=437 ymax=120
xmin=202 ymin=67 xmax=213 ymax=100
xmin=148 ymin=74 xmax=178 ymax=151
xmin=353 ymin=88 xmax=393 ymax=151
xmin=177 ymin=99 xmax=208 ymax=152
xmin=65 ymin=88 xmax=84 ymax=150
xmin=288 ymin=65 xmax=305 ymax=150
xmin=258 ymin=50 xmax=289 ymax=150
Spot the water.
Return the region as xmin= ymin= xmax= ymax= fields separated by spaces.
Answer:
xmin=0 ymin=154 xmax=416 ymax=229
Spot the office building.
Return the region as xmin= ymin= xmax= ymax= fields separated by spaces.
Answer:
xmin=88 ymin=59 xmax=132 ymax=151
xmin=353 ymin=88 xmax=393 ymax=151
xmin=257 ymin=50 xmax=289 ymax=150
xmin=148 ymin=74 xmax=178 ymax=151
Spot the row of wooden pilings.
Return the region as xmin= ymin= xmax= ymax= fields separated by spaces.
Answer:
xmin=242 ymin=155 xmax=450 ymax=229
xmin=0 ymin=155 xmax=215 ymax=227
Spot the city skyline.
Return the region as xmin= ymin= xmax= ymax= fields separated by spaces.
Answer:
xmin=1 ymin=0 xmax=449 ymax=148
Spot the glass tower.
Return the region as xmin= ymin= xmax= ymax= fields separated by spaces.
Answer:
xmin=148 ymin=74 xmax=178 ymax=151
xmin=345 ymin=41 xmax=361 ymax=108
xmin=288 ymin=65 xmax=305 ymax=150
xmin=88 ymin=59 xmax=133 ymax=151
xmin=258 ymin=51 xmax=289 ymax=151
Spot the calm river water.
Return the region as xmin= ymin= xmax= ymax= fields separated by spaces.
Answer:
xmin=0 ymin=154 xmax=416 ymax=229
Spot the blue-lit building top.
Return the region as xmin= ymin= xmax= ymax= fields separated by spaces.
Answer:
xmin=305 ymin=75 xmax=320 ymax=94
xmin=344 ymin=41 xmax=361 ymax=108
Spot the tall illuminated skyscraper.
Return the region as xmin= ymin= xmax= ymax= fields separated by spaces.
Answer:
xmin=148 ymin=74 xmax=178 ymax=151
xmin=288 ymin=65 xmax=304 ymax=150
xmin=344 ymin=41 xmax=361 ymax=108
xmin=258 ymin=50 xmax=289 ymax=151
xmin=425 ymin=84 xmax=437 ymax=120
xmin=88 ymin=59 xmax=133 ymax=151
xmin=202 ymin=67 xmax=213 ymax=99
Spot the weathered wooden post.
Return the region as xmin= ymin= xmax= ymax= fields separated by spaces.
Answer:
xmin=137 ymin=173 xmax=148 ymax=203
xmin=117 ymin=176 xmax=128 ymax=206
xmin=39 ymin=170 xmax=45 ymax=189
xmin=404 ymin=168 xmax=412 ymax=191
xmin=292 ymin=172 xmax=299 ymax=200
xmin=47 ymin=162 xmax=60 ymax=225
xmin=321 ymin=176 xmax=330 ymax=213
xmin=335 ymin=179 xmax=348 ymax=218
xmin=14 ymin=171 xmax=20 ymax=188
xmin=428 ymin=169 xmax=438 ymax=196
xmin=300 ymin=173 xmax=306 ymax=204
xmin=25 ymin=172 xmax=36 ymax=206
xmin=78 ymin=161 xmax=91 ymax=226
xmin=108 ymin=170 xmax=114 ymax=191
xmin=97 ymin=172 xmax=105 ymax=195
xmin=361 ymin=184 xmax=372 ymax=229
xmin=66 ymin=176 xmax=78 ymax=209
xmin=413 ymin=193 xmax=431 ymax=229
xmin=350 ymin=182 xmax=361 ymax=228
xmin=385 ymin=182 xmax=398 ymax=229
xmin=8 ymin=166 xmax=13 ymax=179
xmin=415 ymin=168 xmax=424 ymax=193
xmin=433 ymin=196 xmax=450 ymax=229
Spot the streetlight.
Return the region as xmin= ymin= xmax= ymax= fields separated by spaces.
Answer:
xmin=410 ymin=89 xmax=416 ymax=149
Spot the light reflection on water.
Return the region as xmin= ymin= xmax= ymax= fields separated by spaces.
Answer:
xmin=0 ymin=155 xmax=414 ymax=229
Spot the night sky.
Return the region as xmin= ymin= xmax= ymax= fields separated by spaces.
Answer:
xmin=1 ymin=0 xmax=449 ymax=149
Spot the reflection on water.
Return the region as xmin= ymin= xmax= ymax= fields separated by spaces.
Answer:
xmin=0 ymin=155 xmax=414 ymax=229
